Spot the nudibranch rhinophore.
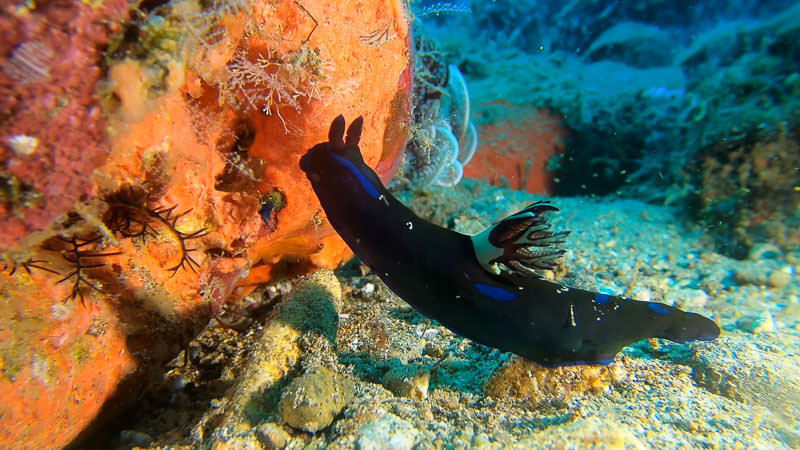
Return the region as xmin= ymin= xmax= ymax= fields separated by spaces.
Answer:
xmin=300 ymin=116 xmax=720 ymax=366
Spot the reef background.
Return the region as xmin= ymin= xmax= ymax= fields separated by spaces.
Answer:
xmin=1 ymin=0 xmax=412 ymax=446
xmin=1 ymin=0 xmax=799 ymax=448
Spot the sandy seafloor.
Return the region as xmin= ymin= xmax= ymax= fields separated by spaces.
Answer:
xmin=103 ymin=177 xmax=800 ymax=449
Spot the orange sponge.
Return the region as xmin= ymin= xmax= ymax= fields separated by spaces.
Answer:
xmin=0 ymin=0 xmax=412 ymax=447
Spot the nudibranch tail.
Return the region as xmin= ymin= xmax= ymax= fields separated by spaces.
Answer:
xmin=301 ymin=116 xmax=720 ymax=366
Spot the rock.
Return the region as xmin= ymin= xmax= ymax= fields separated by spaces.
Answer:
xmin=484 ymin=357 xmax=625 ymax=406
xmin=382 ymin=365 xmax=430 ymax=400
xmin=734 ymin=264 xmax=771 ymax=286
xmin=200 ymin=270 xmax=344 ymax=436
xmin=748 ymin=243 xmax=783 ymax=260
xmin=356 ymin=413 xmax=419 ymax=450
xmin=516 ymin=417 xmax=646 ymax=449
xmin=768 ymin=268 xmax=792 ymax=288
xmin=211 ymin=434 xmax=265 ymax=450
xmin=736 ymin=311 xmax=776 ymax=334
xmin=278 ymin=367 xmax=355 ymax=433
xmin=255 ymin=423 xmax=290 ymax=449
xmin=118 ymin=430 xmax=154 ymax=447
xmin=691 ymin=335 xmax=800 ymax=423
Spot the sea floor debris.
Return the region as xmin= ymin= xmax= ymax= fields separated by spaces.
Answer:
xmin=101 ymin=179 xmax=799 ymax=449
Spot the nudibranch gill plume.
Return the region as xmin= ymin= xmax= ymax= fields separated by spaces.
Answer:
xmin=300 ymin=116 xmax=720 ymax=366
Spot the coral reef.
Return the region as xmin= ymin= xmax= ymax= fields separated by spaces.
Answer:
xmin=423 ymin=0 xmax=800 ymax=253
xmin=690 ymin=126 xmax=800 ymax=258
xmin=0 ymin=0 xmax=129 ymax=252
xmin=0 ymin=0 xmax=412 ymax=447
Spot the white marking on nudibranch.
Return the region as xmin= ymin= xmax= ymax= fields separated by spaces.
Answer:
xmin=569 ymin=304 xmax=577 ymax=327
xmin=406 ymin=221 xmax=413 ymax=230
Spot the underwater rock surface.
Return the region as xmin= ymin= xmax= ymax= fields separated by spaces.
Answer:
xmin=97 ymin=179 xmax=799 ymax=448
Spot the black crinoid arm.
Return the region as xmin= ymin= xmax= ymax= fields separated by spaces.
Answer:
xmin=103 ymin=184 xmax=207 ymax=277
xmin=470 ymin=201 xmax=570 ymax=277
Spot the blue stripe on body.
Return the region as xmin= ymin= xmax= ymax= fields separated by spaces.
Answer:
xmin=330 ymin=152 xmax=380 ymax=199
xmin=475 ymin=282 xmax=516 ymax=302
xmin=648 ymin=303 xmax=672 ymax=314
xmin=594 ymin=293 xmax=611 ymax=304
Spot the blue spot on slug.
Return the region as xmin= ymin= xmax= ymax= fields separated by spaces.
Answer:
xmin=475 ymin=283 xmax=516 ymax=302
xmin=594 ymin=293 xmax=610 ymax=304
xmin=330 ymin=152 xmax=380 ymax=199
xmin=648 ymin=303 xmax=672 ymax=314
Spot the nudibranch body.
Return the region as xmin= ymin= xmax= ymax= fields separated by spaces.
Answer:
xmin=300 ymin=116 xmax=720 ymax=366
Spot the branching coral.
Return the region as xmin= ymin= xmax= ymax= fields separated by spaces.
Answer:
xmin=1 ymin=258 xmax=57 ymax=277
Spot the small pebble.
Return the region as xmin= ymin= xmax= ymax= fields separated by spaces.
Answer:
xmin=255 ymin=423 xmax=290 ymax=449
xmin=734 ymin=266 xmax=770 ymax=286
xmin=382 ymin=365 xmax=430 ymax=400
xmin=7 ymin=134 xmax=39 ymax=156
xmin=356 ymin=413 xmax=419 ymax=450
xmin=748 ymin=243 xmax=783 ymax=260
xmin=736 ymin=311 xmax=775 ymax=334
xmin=212 ymin=435 xmax=265 ymax=450
xmin=768 ymin=269 xmax=791 ymax=288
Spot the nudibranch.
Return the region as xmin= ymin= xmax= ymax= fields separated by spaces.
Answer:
xmin=300 ymin=116 xmax=720 ymax=366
